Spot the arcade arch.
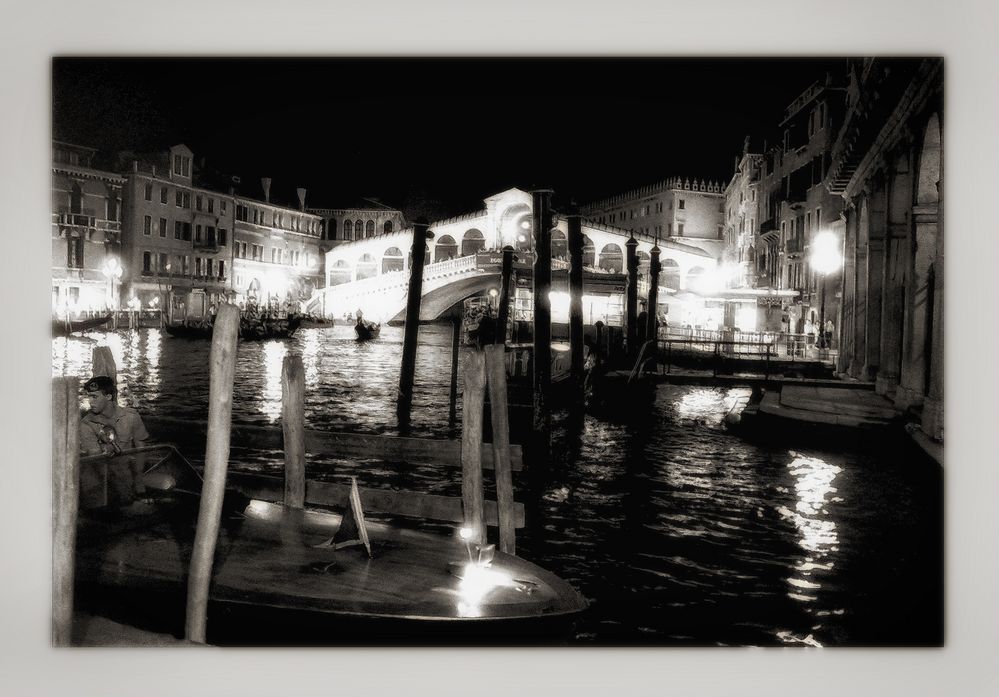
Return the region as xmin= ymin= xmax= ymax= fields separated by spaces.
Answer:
xmin=461 ymin=229 xmax=485 ymax=257
xmin=435 ymin=235 xmax=458 ymax=262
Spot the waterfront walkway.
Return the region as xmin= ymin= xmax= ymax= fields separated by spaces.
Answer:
xmin=759 ymin=385 xmax=901 ymax=428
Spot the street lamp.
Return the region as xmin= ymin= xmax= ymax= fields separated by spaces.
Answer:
xmin=102 ymin=256 xmax=123 ymax=312
xmin=809 ymin=230 xmax=843 ymax=350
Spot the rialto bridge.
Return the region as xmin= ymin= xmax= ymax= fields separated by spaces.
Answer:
xmin=310 ymin=188 xmax=716 ymax=323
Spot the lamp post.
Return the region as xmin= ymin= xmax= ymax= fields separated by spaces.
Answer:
xmin=809 ymin=230 xmax=843 ymax=350
xmin=102 ymin=257 xmax=123 ymax=328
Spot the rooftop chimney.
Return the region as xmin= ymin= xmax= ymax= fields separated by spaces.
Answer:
xmin=297 ymin=187 xmax=307 ymax=211
xmin=261 ymin=177 xmax=272 ymax=203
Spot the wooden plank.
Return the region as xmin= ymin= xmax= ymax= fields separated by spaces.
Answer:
xmin=52 ymin=377 xmax=80 ymax=646
xmin=281 ymin=355 xmax=306 ymax=509
xmin=142 ymin=415 xmax=523 ymax=471
xmin=227 ymin=471 xmax=526 ymax=528
xmin=461 ymin=350 xmax=487 ymax=545
xmin=185 ymin=303 xmax=239 ymax=644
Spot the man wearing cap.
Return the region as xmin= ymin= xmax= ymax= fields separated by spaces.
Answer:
xmin=80 ymin=376 xmax=150 ymax=507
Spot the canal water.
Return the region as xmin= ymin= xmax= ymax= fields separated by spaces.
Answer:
xmin=53 ymin=324 xmax=943 ymax=646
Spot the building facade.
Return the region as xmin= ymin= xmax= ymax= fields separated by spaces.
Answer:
xmin=120 ymin=145 xmax=235 ymax=321
xmin=51 ymin=142 xmax=125 ymax=315
xmin=747 ymin=76 xmax=847 ymax=335
xmin=824 ymin=58 xmax=943 ymax=439
xmin=231 ymin=179 xmax=324 ymax=308
xmin=310 ymin=199 xmax=406 ymax=253
xmin=581 ymin=178 xmax=726 ymax=259
xmin=722 ymin=148 xmax=764 ymax=291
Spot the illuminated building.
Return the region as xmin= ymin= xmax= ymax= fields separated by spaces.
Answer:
xmin=581 ymin=178 xmax=726 ymax=260
xmin=309 ymin=198 xmax=406 ymax=253
xmin=51 ymin=141 xmax=125 ymax=315
xmin=231 ymin=178 xmax=324 ymax=308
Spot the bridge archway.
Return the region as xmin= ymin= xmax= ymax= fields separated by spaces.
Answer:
xmin=435 ymin=235 xmax=458 ymax=261
xmin=662 ymin=258 xmax=681 ymax=291
xmin=461 ymin=228 xmax=485 ymax=257
xmin=356 ymin=253 xmax=378 ymax=280
xmin=390 ymin=272 xmax=503 ymax=322
xmin=329 ymin=259 xmax=352 ymax=286
xmin=583 ymin=235 xmax=595 ymax=266
xmin=686 ymin=265 xmax=706 ymax=291
xmin=552 ymin=229 xmax=567 ymax=260
xmin=382 ymin=246 xmax=404 ymax=273
xmin=497 ymin=201 xmax=532 ymax=250
xmin=599 ymin=243 xmax=623 ymax=273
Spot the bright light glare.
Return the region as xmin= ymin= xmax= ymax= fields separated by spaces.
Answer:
xmin=456 ymin=563 xmax=515 ymax=617
xmin=810 ymin=231 xmax=842 ymax=275
xmin=458 ymin=527 xmax=473 ymax=541
xmin=520 ymin=221 xmax=531 ymax=230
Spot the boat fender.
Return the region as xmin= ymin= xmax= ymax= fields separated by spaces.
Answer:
xmin=142 ymin=472 xmax=177 ymax=491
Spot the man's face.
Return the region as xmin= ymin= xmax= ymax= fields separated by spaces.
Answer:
xmin=86 ymin=389 xmax=110 ymax=414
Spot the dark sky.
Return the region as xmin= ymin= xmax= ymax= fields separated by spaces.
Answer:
xmin=52 ymin=57 xmax=847 ymax=220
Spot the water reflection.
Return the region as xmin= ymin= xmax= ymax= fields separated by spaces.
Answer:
xmin=261 ymin=341 xmax=289 ymax=423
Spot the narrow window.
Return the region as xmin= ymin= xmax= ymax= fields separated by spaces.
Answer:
xmin=143 ymin=215 xmax=152 ymax=235
xmin=161 ymin=187 xmax=168 ymax=204
xmin=144 ymin=183 xmax=153 ymax=201
xmin=160 ymin=218 xmax=167 ymax=238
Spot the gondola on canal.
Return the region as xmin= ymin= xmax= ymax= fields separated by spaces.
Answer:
xmin=354 ymin=318 xmax=380 ymax=341
xmin=73 ymin=443 xmax=587 ymax=644
xmin=164 ymin=313 xmax=303 ymax=341
xmin=52 ymin=313 xmax=112 ymax=336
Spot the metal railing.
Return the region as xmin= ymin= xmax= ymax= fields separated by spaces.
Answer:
xmin=658 ymin=337 xmax=776 ymax=378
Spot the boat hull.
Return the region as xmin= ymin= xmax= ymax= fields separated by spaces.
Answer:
xmin=52 ymin=314 xmax=112 ymax=336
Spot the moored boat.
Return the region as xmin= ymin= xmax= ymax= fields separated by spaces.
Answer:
xmin=73 ymin=446 xmax=587 ymax=644
xmin=52 ymin=313 xmax=112 ymax=336
xmin=164 ymin=314 xmax=302 ymax=341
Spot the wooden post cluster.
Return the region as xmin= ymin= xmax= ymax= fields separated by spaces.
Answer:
xmin=185 ymin=303 xmax=239 ymax=644
xmin=625 ymin=235 xmax=639 ymax=356
xmin=52 ymin=377 xmax=80 ymax=646
xmin=281 ymin=354 xmax=306 ymax=509
xmin=530 ymin=189 xmax=553 ymax=465
xmin=397 ymin=221 xmax=434 ymax=427
xmin=484 ymin=345 xmax=515 ymax=554
xmin=567 ymin=203 xmax=585 ymax=382
xmin=460 ymin=346 xmax=517 ymax=554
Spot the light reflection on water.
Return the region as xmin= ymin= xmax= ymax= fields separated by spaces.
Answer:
xmin=51 ymin=325 xmax=940 ymax=646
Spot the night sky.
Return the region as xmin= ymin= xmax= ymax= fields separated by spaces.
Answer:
xmin=52 ymin=57 xmax=847 ymax=220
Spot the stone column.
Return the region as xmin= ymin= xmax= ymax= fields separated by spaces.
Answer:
xmin=897 ymin=205 xmax=940 ymax=409
xmin=838 ymin=208 xmax=856 ymax=375
xmin=851 ymin=198 xmax=869 ymax=378
xmin=862 ymin=185 xmax=887 ymax=383
xmin=878 ymin=159 xmax=913 ymax=396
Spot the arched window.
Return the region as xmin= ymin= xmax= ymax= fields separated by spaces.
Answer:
xmin=599 ymin=243 xmax=624 ymax=273
xmin=551 ymin=230 xmax=567 ymax=259
xmin=461 ymin=228 xmax=486 ymax=257
xmin=407 ymin=244 xmax=431 ymax=267
xmin=356 ymin=253 xmax=378 ymax=280
xmin=365 ymin=220 xmax=375 ymax=238
xmin=382 ymin=246 xmax=404 ymax=273
xmin=383 ymin=220 xmax=393 ymax=234
xmin=661 ymin=259 xmax=680 ymax=291
xmin=343 ymin=219 xmax=353 ymax=241
xmin=435 ymin=234 xmax=458 ymax=262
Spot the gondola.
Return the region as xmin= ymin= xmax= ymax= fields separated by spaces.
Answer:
xmin=165 ymin=314 xmax=302 ymax=341
xmin=52 ymin=313 xmax=112 ymax=336
xmin=354 ymin=319 xmax=380 ymax=341
xmin=296 ymin=314 xmax=335 ymax=329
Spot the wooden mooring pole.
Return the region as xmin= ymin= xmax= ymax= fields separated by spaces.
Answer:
xmin=281 ymin=354 xmax=306 ymax=509
xmin=531 ymin=189 xmax=553 ymax=466
xmin=496 ymin=245 xmax=515 ymax=345
xmin=460 ymin=349 xmax=487 ymax=546
xmin=397 ymin=221 xmax=433 ymax=429
xmin=567 ymin=203 xmax=585 ymax=382
xmin=647 ymin=242 xmax=662 ymax=344
xmin=52 ymin=377 xmax=80 ymax=646
xmin=625 ymin=234 xmax=639 ymax=357
xmin=485 ymin=344 xmax=515 ymax=555
xmin=92 ymin=346 xmax=117 ymax=383
xmin=448 ymin=315 xmax=460 ymax=431
xmin=185 ymin=303 xmax=239 ymax=644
